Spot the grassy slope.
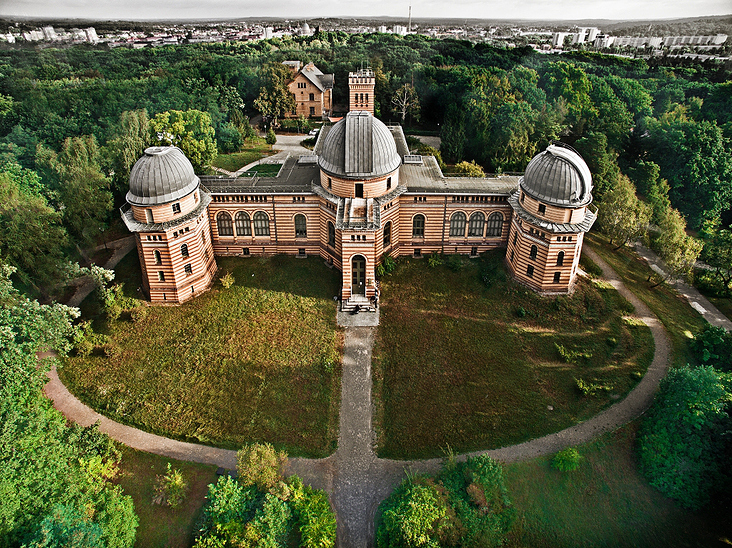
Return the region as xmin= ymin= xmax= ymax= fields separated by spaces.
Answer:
xmin=118 ymin=448 xmax=218 ymax=548
xmin=62 ymin=254 xmax=343 ymax=458
xmin=373 ymin=251 xmax=654 ymax=459
xmin=210 ymin=141 xmax=273 ymax=172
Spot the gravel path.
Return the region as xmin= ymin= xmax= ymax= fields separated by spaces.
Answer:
xmin=45 ymin=244 xmax=677 ymax=547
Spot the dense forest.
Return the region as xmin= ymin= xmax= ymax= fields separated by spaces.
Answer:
xmin=0 ymin=33 xmax=731 ymax=296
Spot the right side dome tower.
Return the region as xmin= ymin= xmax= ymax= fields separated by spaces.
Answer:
xmin=506 ymin=143 xmax=597 ymax=294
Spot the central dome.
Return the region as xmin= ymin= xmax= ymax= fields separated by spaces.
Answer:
xmin=521 ymin=144 xmax=593 ymax=207
xmin=318 ymin=111 xmax=401 ymax=179
xmin=127 ymin=146 xmax=200 ymax=206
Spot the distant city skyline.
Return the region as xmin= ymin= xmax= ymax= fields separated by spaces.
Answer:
xmin=1 ymin=0 xmax=730 ymax=23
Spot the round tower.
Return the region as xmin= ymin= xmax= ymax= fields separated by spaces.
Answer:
xmin=317 ymin=111 xmax=402 ymax=301
xmin=121 ymin=146 xmax=217 ymax=303
xmin=506 ymin=143 xmax=596 ymax=294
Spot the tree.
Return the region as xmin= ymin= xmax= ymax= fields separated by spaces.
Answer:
xmin=638 ymin=365 xmax=732 ymax=509
xmin=653 ymin=208 xmax=704 ymax=285
xmin=391 ymin=84 xmax=421 ymax=125
xmin=104 ymin=110 xmax=150 ymax=195
xmin=540 ymin=61 xmax=596 ymax=141
xmin=0 ymin=264 xmax=137 ymax=546
xmin=441 ymin=104 xmax=465 ymax=163
xmin=597 ymin=175 xmax=651 ymax=249
xmin=691 ymin=324 xmax=732 ymax=372
xmin=149 ymin=110 xmax=217 ymax=171
xmin=0 ymin=164 xmax=68 ymax=290
xmin=254 ymin=62 xmax=296 ymax=129
xmin=699 ymin=222 xmax=732 ymax=296
xmin=37 ymin=135 xmax=113 ymax=247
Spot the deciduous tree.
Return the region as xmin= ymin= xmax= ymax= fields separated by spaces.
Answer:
xmin=597 ymin=175 xmax=651 ymax=249
xmin=149 ymin=109 xmax=217 ymax=171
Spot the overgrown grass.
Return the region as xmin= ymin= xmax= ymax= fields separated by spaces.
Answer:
xmin=117 ymin=447 xmax=218 ymax=548
xmin=372 ymin=251 xmax=654 ymax=459
xmin=586 ymin=233 xmax=706 ymax=368
xmin=62 ymin=254 xmax=343 ymax=457
xmin=504 ymin=421 xmax=732 ymax=547
xmin=210 ymin=140 xmax=273 ymax=172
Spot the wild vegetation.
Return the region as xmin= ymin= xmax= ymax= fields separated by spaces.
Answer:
xmin=372 ymin=250 xmax=654 ymax=458
xmin=61 ymin=254 xmax=343 ymax=458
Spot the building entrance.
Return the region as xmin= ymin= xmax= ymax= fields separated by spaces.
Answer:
xmin=351 ymin=255 xmax=366 ymax=295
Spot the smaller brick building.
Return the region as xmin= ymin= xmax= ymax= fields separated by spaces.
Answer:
xmin=285 ymin=61 xmax=334 ymax=120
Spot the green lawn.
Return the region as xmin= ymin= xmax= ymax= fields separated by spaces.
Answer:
xmin=210 ymin=141 xmax=273 ymax=172
xmin=117 ymin=448 xmax=218 ymax=548
xmin=62 ymin=254 xmax=343 ymax=457
xmin=240 ymin=163 xmax=282 ymax=176
xmin=504 ymin=421 xmax=731 ymax=547
xmin=586 ymin=234 xmax=706 ymax=367
xmin=372 ymin=251 xmax=654 ymax=459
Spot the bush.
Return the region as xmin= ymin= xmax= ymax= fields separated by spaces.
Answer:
xmin=376 ymin=256 xmax=397 ymax=278
xmin=446 ymin=254 xmax=462 ymax=272
xmin=289 ymin=476 xmax=336 ymax=548
xmin=377 ymin=480 xmax=447 ymax=548
xmin=637 ymin=365 xmax=732 ymax=509
xmin=552 ymin=448 xmax=582 ymax=471
xmin=691 ymin=323 xmax=732 ymax=372
xmin=236 ymin=443 xmax=287 ymax=493
xmin=153 ymin=463 xmax=188 ymax=508
xmin=575 ymin=377 xmax=611 ymax=396
xmin=129 ymin=306 xmax=148 ymax=323
xmin=453 ymin=160 xmax=485 ymax=178
xmin=555 ymin=343 xmax=593 ymax=363
xmin=427 ymin=252 xmax=443 ymax=268
xmin=579 ymin=254 xmax=603 ymax=277
xmin=265 ymin=129 xmax=277 ymax=145
xmin=219 ymin=272 xmax=235 ymax=289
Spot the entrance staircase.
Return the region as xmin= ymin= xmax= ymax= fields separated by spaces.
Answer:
xmin=341 ymin=294 xmax=375 ymax=314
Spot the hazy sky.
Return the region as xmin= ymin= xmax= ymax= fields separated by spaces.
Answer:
xmin=1 ymin=0 xmax=730 ymax=22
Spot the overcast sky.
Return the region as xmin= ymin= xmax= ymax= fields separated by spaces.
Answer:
xmin=1 ymin=0 xmax=730 ymax=22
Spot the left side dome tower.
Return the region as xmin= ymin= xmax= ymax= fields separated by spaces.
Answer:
xmin=121 ymin=146 xmax=217 ymax=303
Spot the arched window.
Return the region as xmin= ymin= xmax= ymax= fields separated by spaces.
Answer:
xmin=412 ymin=214 xmax=425 ymax=238
xmin=253 ymin=212 xmax=270 ymax=236
xmin=486 ymin=212 xmax=504 ymax=237
xmin=557 ymin=251 xmax=565 ymax=266
xmin=295 ymin=214 xmax=307 ymax=238
xmin=365 ymin=93 xmax=369 ymax=105
xmin=450 ymin=212 xmax=466 ymax=237
xmin=217 ymin=212 xmax=233 ymax=236
xmin=384 ymin=221 xmax=392 ymax=247
xmin=180 ymin=244 xmax=189 ymax=257
xmin=153 ymin=250 xmax=162 ymax=265
xmin=468 ymin=212 xmax=485 ymax=237
xmin=235 ymin=212 xmax=251 ymax=236
xmin=328 ymin=221 xmax=336 ymax=248
xmin=529 ymin=245 xmax=538 ymax=260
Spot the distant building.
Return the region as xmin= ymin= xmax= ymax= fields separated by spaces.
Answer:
xmin=552 ymin=32 xmax=571 ymax=48
xmin=42 ymin=26 xmax=57 ymax=41
xmin=85 ymin=27 xmax=99 ymax=43
xmin=378 ymin=25 xmax=387 ymax=33
xmin=393 ymin=25 xmax=408 ymax=36
xmin=285 ymin=62 xmax=334 ymax=119
xmin=664 ymin=34 xmax=727 ymax=46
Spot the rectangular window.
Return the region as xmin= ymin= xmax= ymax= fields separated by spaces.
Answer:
xmin=158 ymin=271 xmax=165 ymax=282
xmin=553 ymin=272 xmax=561 ymax=283
xmin=184 ymin=264 xmax=192 ymax=276
xmin=355 ymin=183 xmax=364 ymax=198
xmin=309 ymin=107 xmax=315 ymax=116
xmin=172 ymin=203 xmax=181 ymax=214
xmin=298 ymin=248 xmax=306 ymax=257
xmin=414 ymin=248 xmax=421 ymax=257
xmin=471 ymin=247 xmax=478 ymax=256
xmin=146 ymin=209 xmax=154 ymax=223
xmin=526 ymin=265 xmax=534 ymax=278
xmin=538 ymin=204 xmax=546 ymax=215
xmin=243 ymin=248 xmax=250 ymax=255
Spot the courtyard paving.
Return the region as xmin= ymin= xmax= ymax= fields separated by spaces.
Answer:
xmin=43 ymin=239 xmax=729 ymax=547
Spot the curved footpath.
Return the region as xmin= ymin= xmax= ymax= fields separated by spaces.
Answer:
xmin=45 ymin=246 xmax=676 ymax=548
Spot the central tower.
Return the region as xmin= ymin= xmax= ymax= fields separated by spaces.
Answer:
xmin=348 ymin=67 xmax=375 ymax=115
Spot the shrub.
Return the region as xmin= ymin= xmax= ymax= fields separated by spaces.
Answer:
xmin=579 ymin=254 xmax=603 ymax=277
xmin=265 ymin=129 xmax=277 ymax=145
xmin=377 ymin=256 xmax=397 ymax=278
xmin=638 ymin=365 xmax=732 ymax=509
xmin=575 ymin=377 xmax=612 ymax=396
xmin=552 ymin=448 xmax=582 ymax=472
xmin=377 ymin=480 xmax=447 ymax=548
xmin=289 ymin=476 xmax=337 ymax=548
xmin=446 ymin=254 xmax=462 ymax=272
xmin=691 ymin=323 xmax=732 ymax=372
xmin=427 ymin=252 xmax=443 ymax=268
xmin=236 ymin=443 xmax=287 ymax=493
xmin=453 ymin=160 xmax=485 ymax=177
xmin=220 ymin=272 xmax=235 ymax=289
xmin=153 ymin=463 xmax=189 ymax=508
xmin=516 ymin=306 xmax=527 ymax=318
xmin=555 ymin=343 xmax=593 ymax=363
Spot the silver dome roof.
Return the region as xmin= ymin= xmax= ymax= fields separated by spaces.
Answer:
xmin=318 ymin=111 xmax=401 ymax=179
xmin=126 ymin=146 xmax=200 ymax=206
xmin=520 ymin=144 xmax=592 ymax=207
